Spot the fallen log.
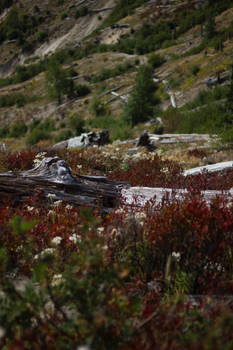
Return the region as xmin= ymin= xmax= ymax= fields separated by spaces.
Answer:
xmin=0 ymin=157 xmax=129 ymax=213
xmin=1 ymin=157 xmax=232 ymax=212
xmin=183 ymin=161 xmax=233 ymax=176
xmin=121 ymin=186 xmax=233 ymax=207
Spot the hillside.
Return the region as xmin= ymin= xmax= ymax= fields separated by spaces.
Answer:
xmin=1 ymin=0 xmax=233 ymax=151
xmin=1 ymin=2 xmax=233 ymax=349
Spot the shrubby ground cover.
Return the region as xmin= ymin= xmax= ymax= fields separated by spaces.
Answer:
xmin=0 ymin=148 xmax=232 ymax=349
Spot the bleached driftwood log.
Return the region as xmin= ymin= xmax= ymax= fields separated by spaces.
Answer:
xmin=148 ymin=133 xmax=214 ymax=144
xmin=183 ymin=161 xmax=233 ymax=176
xmin=121 ymin=160 xmax=233 ymax=206
xmin=0 ymin=157 xmax=129 ymax=212
xmin=121 ymin=187 xmax=233 ymax=207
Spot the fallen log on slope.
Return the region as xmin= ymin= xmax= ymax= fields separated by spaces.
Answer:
xmin=0 ymin=157 xmax=129 ymax=213
xmin=183 ymin=161 xmax=233 ymax=176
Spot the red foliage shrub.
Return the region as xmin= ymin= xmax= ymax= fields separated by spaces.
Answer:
xmin=107 ymin=196 xmax=233 ymax=295
xmin=187 ymin=148 xmax=207 ymax=158
xmin=109 ymin=155 xmax=182 ymax=187
xmin=0 ymin=146 xmax=233 ymax=349
xmin=126 ymin=298 xmax=233 ymax=350
xmin=4 ymin=150 xmax=38 ymax=171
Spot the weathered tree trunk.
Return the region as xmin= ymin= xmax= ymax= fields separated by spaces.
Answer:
xmin=1 ymin=157 xmax=232 ymax=212
xmin=0 ymin=157 xmax=129 ymax=213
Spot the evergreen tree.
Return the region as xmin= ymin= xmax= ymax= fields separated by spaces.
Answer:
xmin=226 ymin=62 xmax=233 ymax=114
xmin=122 ymin=64 xmax=159 ymax=126
xmin=45 ymin=60 xmax=70 ymax=104
xmin=205 ymin=12 xmax=216 ymax=40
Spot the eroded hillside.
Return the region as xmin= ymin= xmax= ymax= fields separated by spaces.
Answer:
xmin=1 ymin=0 xmax=233 ymax=150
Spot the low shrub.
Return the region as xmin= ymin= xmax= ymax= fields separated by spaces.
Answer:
xmin=1 ymin=150 xmax=37 ymax=170
xmin=75 ymin=6 xmax=88 ymax=18
xmin=88 ymin=115 xmax=132 ymax=141
xmin=9 ymin=120 xmax=27 ymax=138
xmin=190 ymin=64 xmax=200 ymax=76
xmin=148 ymin=54 xmax=166 ymax=69
xmin=100 ymin=0 xmax=148 ymax=28
xmin=0 ymin=126 xmax=10 ymax=138
xmin=54 ymin=129 xmax=73 ymax=142
xmin=75 ymin=83 xmax=90 ymax=97
xmin=25 ymin=119 xmax=55 ymax=146
xmin=60 ymin=12 xmax=67 ymax=20
xmin=36 ymin=30 xmax=48 ymax=43
xmin=68 ymin=113 xmax=85 ymax=135
xmin=26 ymin=128 xmax=50 ymax=146
xmin=0 ymin=77 xmax=13 ymax=87
xmin=90 ymin=61 xmax=133 ymax=84
xmin=89 ymin=96 xmax=106 ymax=116
xmin=0 ymin=93 xmax=26 ymax=108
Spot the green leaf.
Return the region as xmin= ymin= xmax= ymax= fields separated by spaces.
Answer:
xmin=9 ymin=215 xmax=38 ymax=235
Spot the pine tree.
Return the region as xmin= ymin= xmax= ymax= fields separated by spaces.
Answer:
xmin=45 ymin=60 xmax=70 ymax=104
xmin=122 ymin=64 xmax=159 ymax=126
xmin=205 ymin=12 xmax=216 ymax=40
xmin=226 ymin=62 xmax=233 ymax=114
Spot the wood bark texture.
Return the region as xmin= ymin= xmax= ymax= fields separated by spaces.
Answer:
xmin=0 ymin=157 xmax=129 ymax=212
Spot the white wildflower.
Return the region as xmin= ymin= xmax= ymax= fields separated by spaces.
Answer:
xmin=53 ymin=200 xmax=62 ymax=206
xmin=204 ymin=262 xmax=225 ymax=272
xmin=47 ymin=193 xmax=56 ymax=199
xmin=16 ymin=245 xmax=24 ymax=253
xmin=123 ymin=154 xmax=130 ymax=161
xmin=161 ymin=167 xmax=169 ymax=173
xmin=65 ymin=204 xmax=73 ymax=210
xmin=110 ymin=228 xmax=121 ymax=238
xmin=97 ymin=227 xmax=105 ymax=237
xmin=135 ymin=212 xmax=147 ymax=221
xmin=77 ymin=346 xmax=91 ymax=350
xmin=134 ymin=212 xmax=147 ymax=227
xmin=34 ymin=248 xmax=55 ymax=260
xmin=132 ymin=153 xmax=141 ymax=160
xmin=147 ymin=279 xmax=161 ymax=293
xmin=69 ymin=234 xmax=82 ymax=244
xmin=48 ymin=210 xmax=55 ymax=216
xmin=33 ymin=152 xmax=47 ymax=166
xmin=77 ymin=165 xmax=82 ymax=169
xmin=51 ymin=274 xmax=64 ymax=287
xmin=51 ymin=236 xmax=62 ymax=246
xmin=171 ymin=252 xmax=181 ymax=262
xmin=26 ymin=206 xmax=34 ymax=212
xmin=115 ymin=207 xmax=124 ymax=214
xmin=102 ymin=245 xmax=108 ymax=251
xmin=0 ymin=327 xmax=5 ymax=339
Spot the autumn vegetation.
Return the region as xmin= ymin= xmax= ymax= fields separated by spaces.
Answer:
xmin=0 ymin=148 xmax=232 ymax=349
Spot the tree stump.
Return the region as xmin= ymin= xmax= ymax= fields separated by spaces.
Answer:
xmin=0 ymin=157 xmax=129 ymax=213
